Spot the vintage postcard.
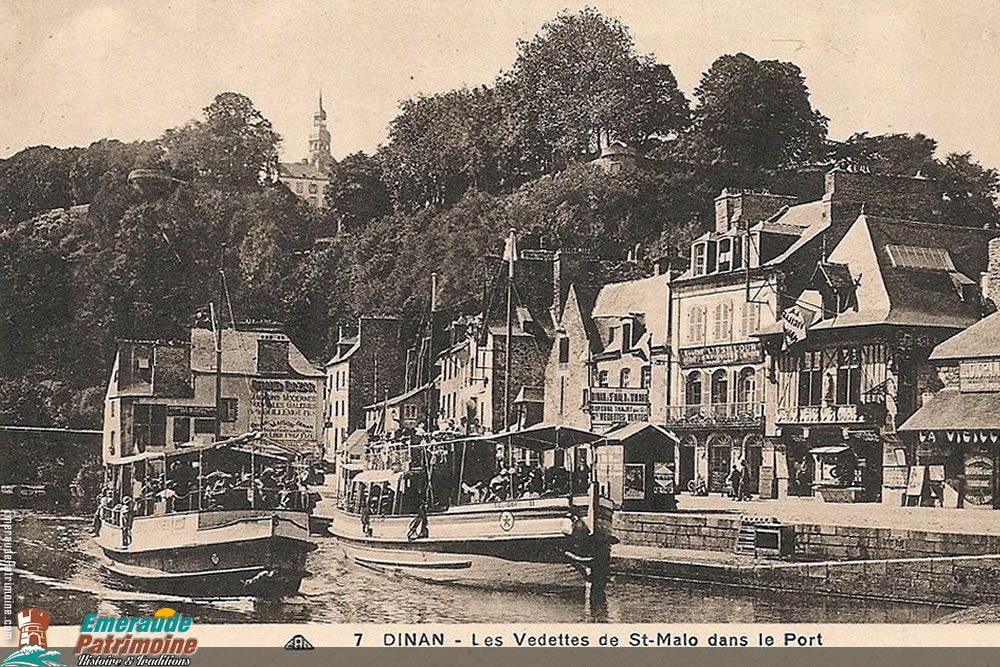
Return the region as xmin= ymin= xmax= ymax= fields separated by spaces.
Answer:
xmin=3 ymin=0 xmax=1000 ymax=661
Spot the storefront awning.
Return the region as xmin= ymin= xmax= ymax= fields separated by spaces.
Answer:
xmin=898 ymin=390 xmax=1000 ymax=432
xmin=810 ymin=445 xmax=850 ymax=455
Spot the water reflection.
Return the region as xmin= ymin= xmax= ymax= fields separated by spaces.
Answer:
xmin=12 ymin=512 xmax=954 ymax=625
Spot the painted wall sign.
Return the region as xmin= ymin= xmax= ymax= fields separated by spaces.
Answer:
xmin=960 ymin=360 xmax=1000 ymax=393
xmin=963 ymin=452 xmax=994 ymax=507
xmin=679 ymin=342 xmax=762 ymax=368
xmin=589 ymin=387 xmax=650 ymax=425
xmin=249 ymin=378 xmax=320 ymax=443
xmin=652 ymin=462 xmax=675 ymax=495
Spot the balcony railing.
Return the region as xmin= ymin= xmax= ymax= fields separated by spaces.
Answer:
xmin=775 ymin=403 xmax=866 ymax=425
xmin=664 ymin=402 xmax=764 ymax=427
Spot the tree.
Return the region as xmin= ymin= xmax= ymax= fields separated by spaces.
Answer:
xmin=504 ymin=8 xmax=689 ymax=163
xmin=685 ymin=53 xmax=828 ymax=172
xmin=932 ymin=152 xmax=1000 ymax=228
xmin=0 ymin=146 xmax=79 ymax=227
xmin=162 ymin=92 xmax=281 ymax=188
xmin=323 ymin=151 xmax=392 ymax=232
xmin=830 ymin=132 xmax=937 ymax=175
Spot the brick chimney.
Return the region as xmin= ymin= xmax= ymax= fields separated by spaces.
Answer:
xmin=983 ymin=237 xmax=1000 ymax=312
xmin=715 ymin=189 xmax=797 ymax=233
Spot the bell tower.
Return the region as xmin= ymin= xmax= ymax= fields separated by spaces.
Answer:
xmin=308 ymin=90 xmax=332 ymax=173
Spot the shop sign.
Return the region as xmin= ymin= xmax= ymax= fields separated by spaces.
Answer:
xmin=652 ymin=462 xmax=675 ymax=495
xmin=963 ymin=452 xmax=994 ymax=507
xmin=960 ymin=360 xmax=1000 ymax=393
xmin=679 ymin=342 xmax=762 ymax=368
xmin=167 ymin=405 xmax=215 ymax=418
xmin=250 ymin=378 xmax=320 ymax=443
xmin=589 ymin=388 xmax=649 ymax=404
xmin=920 ymin=430 xmax=1000 ymax=446
xmin=589 ymin=403 xmax=650 ymax=425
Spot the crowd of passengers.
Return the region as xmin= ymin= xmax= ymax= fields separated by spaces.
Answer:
xmin=349 ymin=458 xmax=592 ymax=518
xmin=94 ymin=459 xmax=313 ymax=536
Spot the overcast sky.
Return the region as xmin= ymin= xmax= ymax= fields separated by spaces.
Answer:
xmin=3 ymin=0 xmax=1000 ymax=171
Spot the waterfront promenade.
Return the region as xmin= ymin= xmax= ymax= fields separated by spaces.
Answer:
xmin=669 ymin=494 xmax=1000 ymax=536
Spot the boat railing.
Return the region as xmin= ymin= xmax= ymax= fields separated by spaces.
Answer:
xmin=98 ymin=486 xmax=313 ymax=522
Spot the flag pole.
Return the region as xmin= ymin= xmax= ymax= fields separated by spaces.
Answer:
xmin=503 ymin=230 xmax=516 ymax=467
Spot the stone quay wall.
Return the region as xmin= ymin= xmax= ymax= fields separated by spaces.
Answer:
xmin=614 ymin=512 xmax=1000 ymax=561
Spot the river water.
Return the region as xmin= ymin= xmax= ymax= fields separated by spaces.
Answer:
xmin=10 ymin=512 xmax=953 ymax=625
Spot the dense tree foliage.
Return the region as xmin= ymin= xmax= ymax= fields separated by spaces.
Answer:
xmin=0 ymin=9 xmax=998 ymax=432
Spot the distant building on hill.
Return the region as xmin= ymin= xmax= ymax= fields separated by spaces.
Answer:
xmin=278 ymin=92 xmax=333 ymax=209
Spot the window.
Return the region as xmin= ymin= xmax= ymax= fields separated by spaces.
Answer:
xmin=221 ymin=398 xmax=238 ymax=422
xmin=640 ymin=366 xmax=652 ymax=389
xmin=710 ymin=369 xmax=728 ymax=405
xmin=620 ymin=368 xmax=631 ymax=388
xmin=133 ymin=404 xmax=166 ymax=447
xmin=886 ymin=245 xmax=955 ymax=271
xmin=558 ymin=338 xmax=570 ymax=364
xmin=134 ymin=348 xmax=152 ymax=384
xmin=718 ymin=238 xmax=733 ymax=273
xmin=110 ymin=401 xmax=115 ymax=418
xmin=693 ymin=244 xmax=706 ymax=276
xmin=559 ymin=377 xmax=566 ymax=414
xmin=736 ymin=368 xmax=756 ymax=405
xmin=173 ymin=417 xmax=190 ymax=443
xmin=836 ymin=348 xmax=862 ymax=405
xmin=598 ymin=370 xmax=609 ymax=388
xmin=713 ymin=301 xmax=732 ymax=342
xmin=194 ymin=418 xmax=215 ymax=435
xmin=621 ymin=322 xmax=632 ymax=350
xmin=296 ymin=182 xmax=303 ymax=193
xmin=732 ymin=237 xmax=744 ymax=270
xmin=798 ymin=351 xmax=824 ymax=407
xmin=109 ymin=431 xmax=116 ymax=456
xmin=739 ymin=302 xmax=760 ymax=339
xmin=309 ymin=183 xmax=318 ymax=194
xmin=685 ymin=372 xmax=703 ymax=406
xmin=687 ymin=305 xmax=707 ymax=344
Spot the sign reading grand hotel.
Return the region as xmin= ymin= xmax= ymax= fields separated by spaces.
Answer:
xmin=960 ymin=359 xmax=1000 ymax=393
xmin=250 ymin=378 xmax=319 ymax=442
xmin=680 ymin=341 xmax=762 ymax=368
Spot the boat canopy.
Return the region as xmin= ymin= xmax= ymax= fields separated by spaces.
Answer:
xmin=107 ymin=432 xmax=301 ymax=466
xmin=457 ymin=423 xmax=607 ymax=451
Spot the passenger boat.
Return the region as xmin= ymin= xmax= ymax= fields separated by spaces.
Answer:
xmin=329 ymin=423 xmax=615 ymax=592
xmin=95 ymin=432 xmax=316 ymax=597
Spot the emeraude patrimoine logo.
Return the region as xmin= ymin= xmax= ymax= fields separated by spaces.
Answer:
xmin=2 ymin=608 xmax=64 ymax=667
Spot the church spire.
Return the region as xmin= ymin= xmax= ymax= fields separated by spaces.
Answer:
xmin=318 ymin=89 xmax=324 ymax=114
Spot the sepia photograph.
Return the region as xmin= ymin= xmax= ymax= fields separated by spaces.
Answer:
xmin=4 ymin=0 xmax=1000 ymax=652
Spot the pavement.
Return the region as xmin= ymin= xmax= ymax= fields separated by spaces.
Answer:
xmin=668 ymin=492 xmax=1000 ymax=536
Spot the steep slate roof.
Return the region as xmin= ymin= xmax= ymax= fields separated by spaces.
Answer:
xmin=591 ymin=273 xmax=670 ymax=346
xmin=190 ymin=328 xmax=322 ymax=377
xmin=278 ymin=162 xmax=328 ymax=180
xmin=812 ymin=214 xmax=998 ymax=331
xmin=569 ymin=284 xmax=604 ymax=355
xmin=930 ymin=310 xmax=1000 ymax=361
xmin=760 ymin=201 xmax=830 ymax=268
xmin=898 ymin=390 xmax=1000 ymax=431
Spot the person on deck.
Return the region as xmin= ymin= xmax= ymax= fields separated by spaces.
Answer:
xmin=120 ymin=497 xmax=134 ymax=547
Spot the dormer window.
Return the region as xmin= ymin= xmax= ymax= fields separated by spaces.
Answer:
xmin=621 ymin=321 xmax=632 ymax=351
xmin=718 ymin=238 xmax=733 ymax=273
xmin=693 ymin=244 xmax=706 ymax=276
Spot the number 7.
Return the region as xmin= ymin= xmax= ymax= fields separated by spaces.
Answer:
xmin=354 ymin=632 xmax=363 ymax=647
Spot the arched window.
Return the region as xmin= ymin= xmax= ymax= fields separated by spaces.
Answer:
xmin=737 ymin=367 xmax=756 ymax=405
xmin=620 ymin=368 xmax=631 ymax=388
xmin=711 ymin=369 xmax=729 ymax=405
xmin=685 ymin=372 xmax=702 ymax=407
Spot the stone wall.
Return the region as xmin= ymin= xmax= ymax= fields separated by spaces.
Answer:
xmin=614 ymin=511 xmax=1000 ymax=560
xmin=612 ymin=551 xmax=1000 ymax=607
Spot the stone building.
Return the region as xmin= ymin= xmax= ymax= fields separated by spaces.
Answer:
xmin=899 ymin=239 xmax=1000 ymax=509
xmin=278 ymin=92 xmax=333 ymax=208
xmin=102 ymin=323 xmax=324 ymax=464
xmin=666 ymin=168 xmax=954 ymax=497
xmin=758 ymin=215 xmax=999 ymax=504
xmin=323 ymin=316 xmax=403 ymax=476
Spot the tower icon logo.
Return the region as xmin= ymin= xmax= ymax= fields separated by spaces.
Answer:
xmin=1 ymin=609 xmax=64 ymax=666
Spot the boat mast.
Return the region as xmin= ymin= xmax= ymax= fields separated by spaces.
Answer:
xmin=214 ymin=243 xmax=226 ymax=443
xmin=503 ymin=230 xmax=516 ymax=467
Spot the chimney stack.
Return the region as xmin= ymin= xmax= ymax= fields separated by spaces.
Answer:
xmin=984 ymin=237 xmax=1000 ymax=312
xmin=715 ymin=189 xmax=797 ymax=233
